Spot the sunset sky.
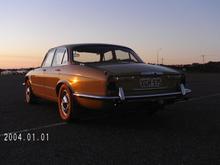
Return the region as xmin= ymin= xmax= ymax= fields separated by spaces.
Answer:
xmin=0 ymin=0 xmax=220 ymax=69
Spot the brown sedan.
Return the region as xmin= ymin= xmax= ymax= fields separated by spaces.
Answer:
xmin=24 ymin=44 xmax=191 ymax=121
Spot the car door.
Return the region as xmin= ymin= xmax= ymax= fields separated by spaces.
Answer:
xmin=34 ymin=48 xmax=56 ymax=99
xmin=43 ymin=47 xmax=67 ymax=100
xmin=30 ymin=49 xmax=55 ymax=97
xmin=30 ymin=67 xmax=45 ymax=97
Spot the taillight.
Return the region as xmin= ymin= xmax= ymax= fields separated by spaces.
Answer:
xmin=181 ymin=74 xmax=186 ymax=85
xmin=107 ymin=76 xmax=118 ymax=96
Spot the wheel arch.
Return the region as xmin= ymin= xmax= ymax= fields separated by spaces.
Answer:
xmin=56 ymin=80 xmax=74 ymax=96
xmin=24 ymin=76 xmax=30 ymax=84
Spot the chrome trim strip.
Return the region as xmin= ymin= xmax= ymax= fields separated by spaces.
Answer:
xmin=185 ymin=88 xmax=192 ymax=94
xmin=73 ymin=93 xmax=119 ymax=99
xmin=133 ymin=86 xmax=168 ymax=91
xmin=140 ymin=71 xmax=163 ymax=76
xmin=180 ymin=83 xmax=186 ymax=95
xmin=73 ymin=89 xmax=191 ymax=100
xmin=119 ymin=87 xmax=125 ymax=100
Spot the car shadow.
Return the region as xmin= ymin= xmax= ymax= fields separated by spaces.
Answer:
xmin=70 ymin=104 xmax=218 ymax=137
xmin=28 ymin=99 xmax=219 ymax=136
xmin=69 ymin=108 xmax=193 ymax=134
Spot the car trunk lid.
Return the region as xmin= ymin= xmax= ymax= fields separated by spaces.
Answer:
xmin=92 ymin=63 xmax=182 ymax=96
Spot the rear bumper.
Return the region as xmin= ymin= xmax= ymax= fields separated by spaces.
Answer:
xmin=73 ymin=84 xmax=192 ymax=102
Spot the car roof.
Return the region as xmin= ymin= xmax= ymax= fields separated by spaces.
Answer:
xmin=52 ymin=43 xmax=132 ymax=50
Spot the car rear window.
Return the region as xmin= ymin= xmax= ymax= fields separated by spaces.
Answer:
xmin=72 ymin=45 xmax=140 ymax=64
xmin=73 ymin=51 xmax=100 ymax=63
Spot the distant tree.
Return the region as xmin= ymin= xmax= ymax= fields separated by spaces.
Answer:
xmin=192 ymin=63 xmax=199 ymax=66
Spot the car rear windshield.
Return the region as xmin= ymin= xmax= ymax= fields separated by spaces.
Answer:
xmin=72 ymin=45 xmax=142 ymax=64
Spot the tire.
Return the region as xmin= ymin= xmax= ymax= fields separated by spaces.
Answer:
xmin=58 ymin=84 xmax=78 ymax=121
xmin=25 ymin=80 xmax=37 ymax=104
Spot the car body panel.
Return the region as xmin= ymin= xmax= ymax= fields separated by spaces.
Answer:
xmin=27 ymin=68 xmax=46 ymax=98
xmin=25 ymin=43 xmax=191 ymax=110
xmin=90 ymin=63 xmax=179 ymax=75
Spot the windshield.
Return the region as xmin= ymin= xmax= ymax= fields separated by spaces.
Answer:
xmin=72 ymin=45 xmax=142 ymax=64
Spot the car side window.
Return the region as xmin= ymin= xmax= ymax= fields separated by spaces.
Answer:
xmin=115 ymin=50 xmax=130 ymax=60
xmin=103 ymin=51 xmax=113 ymax=61
xmin=42 ymin=49 xmax=55 ymax=67
xmin=62 ymin=50 xmax=68 ymax=64
xmin=52 ymin=48 xmax=66 ymax=66
xmin=115 ymin=50 xmax=138 ymax=62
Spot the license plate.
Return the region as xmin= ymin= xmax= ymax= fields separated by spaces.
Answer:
xmin=139 ymin=77 xmax=162 ymax=88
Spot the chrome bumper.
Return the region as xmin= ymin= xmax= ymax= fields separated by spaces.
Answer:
xmin=73 ymin=84 xmax=192 ymax=101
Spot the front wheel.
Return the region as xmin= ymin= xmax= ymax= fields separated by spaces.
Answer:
xmin=25 ymin=80 xmax=37 ymax=104
xmin=58 ymin=84 xmax=78 ymax=121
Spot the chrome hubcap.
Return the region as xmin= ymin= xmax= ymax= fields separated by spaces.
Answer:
xmin=61 ymin=91 xmax=70 ymax=115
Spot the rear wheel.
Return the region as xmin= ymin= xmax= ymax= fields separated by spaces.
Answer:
xmin=25 ymin=80 xmax=37 ymax=104
xmin=58 ymin=84 xmax=78 ymax=121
